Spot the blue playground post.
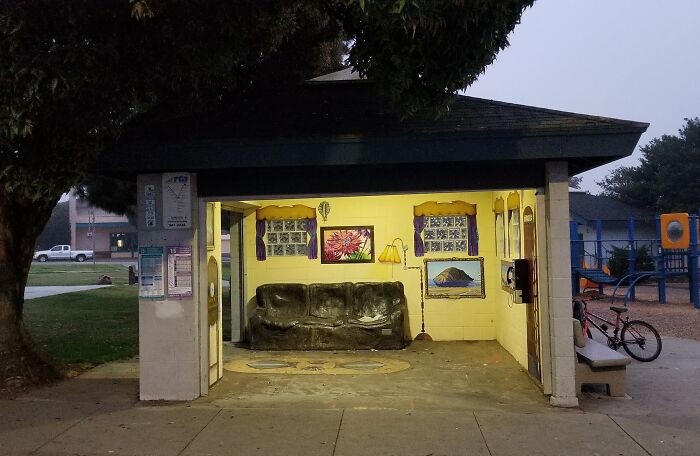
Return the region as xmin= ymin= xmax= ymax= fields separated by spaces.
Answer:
xmin=570 ymin=221 xmax=580 ymax=296
xmin=689 ymin=215 xmax=699 ymax=308
xmin=628 ymin=217 xmax=636 ymax=301
xmin=655 ymin=216 xmax=666 ymax=304
xmin=595 ymin=220 xmax=603 ymax=295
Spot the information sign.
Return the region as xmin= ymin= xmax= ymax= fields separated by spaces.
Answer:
xmin=162 ymin=173 xmax=191 ymax=229
xmin=144 ymin=184 xmax=156 ymax=228
xmin=139 ymin=246 xmax=165 ymax=299
xmin=167 ymin=246 xmax=193 ymax=299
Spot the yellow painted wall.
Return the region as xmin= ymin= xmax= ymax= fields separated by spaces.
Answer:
xmin=491 ymin=189 xmax=538 ymax=369
xmin=205 ymin=202 xmax=223 ymax=383
xmin=242 ymin=192 xmax=500 ymax=342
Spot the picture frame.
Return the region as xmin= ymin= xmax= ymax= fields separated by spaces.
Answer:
xmin=320 ymin=226 xmax=375 ymax=264
xmin=424 ymin=257 xmax=485 ymax=299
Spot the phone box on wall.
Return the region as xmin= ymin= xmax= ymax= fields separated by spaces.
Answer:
xmin=500 ymin=259 xmax=531 ymax=304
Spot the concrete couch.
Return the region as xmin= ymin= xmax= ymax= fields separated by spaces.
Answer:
xmin=249 ymin=282 xmax=408 ymax=350
xmin=573 ymin=319 xmax=632 ymax=397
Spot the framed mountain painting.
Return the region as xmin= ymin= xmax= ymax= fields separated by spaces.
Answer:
xmin=425 ymin=257 xmax=485 ymax=298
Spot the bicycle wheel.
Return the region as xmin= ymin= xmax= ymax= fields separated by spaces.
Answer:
xmin=621 ymin=320 xmax=662 ymax=362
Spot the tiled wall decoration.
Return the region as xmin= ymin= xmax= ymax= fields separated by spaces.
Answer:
xmin=266 ymin=219 xmax=308 ymax=257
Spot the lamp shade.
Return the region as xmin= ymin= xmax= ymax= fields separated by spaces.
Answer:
xmin=379 ymin=244 xmax=401 ymax=264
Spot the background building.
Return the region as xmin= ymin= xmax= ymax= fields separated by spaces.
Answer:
xmin=569 ymin=190 xmax=656 ymax=258
xmin=69 ymin=193 xmax=137 ymax=259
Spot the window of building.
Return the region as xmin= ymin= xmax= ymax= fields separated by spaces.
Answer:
xmin=413 ymin=201 xmax=478 ymax=257
xmin=265 ymin=219 xmax=309 ymax=257
xmin=509 ymin=209 xmax=521 ymax=258
xmin=495 ymin=212 xmax=505 ymax=257
xmin=423 ymin=215 xmax=469 ymax=253
xmin=506 ymin=191 xmax=521 ymax=259
xmin=110 ymin=232 xmax=137 ymax=253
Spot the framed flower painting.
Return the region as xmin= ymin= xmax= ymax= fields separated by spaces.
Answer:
xmin=320 ymin=226 xmax=375 ymax=264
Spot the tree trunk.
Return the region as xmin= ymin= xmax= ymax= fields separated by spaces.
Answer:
xmin=0 ymin=191 xmax=62 ymax=389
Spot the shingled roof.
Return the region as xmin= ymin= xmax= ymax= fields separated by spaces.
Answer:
xmin=118 ymin=81 xmax=647 ymax=141
xmin=95 ymin=78 xmax=648 ymax=196
xmin=569 ymin=191 xmax=654 ymax=223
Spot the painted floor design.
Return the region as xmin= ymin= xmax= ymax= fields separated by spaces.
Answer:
xmin=224 ymin=355 xmax=410 ymax=375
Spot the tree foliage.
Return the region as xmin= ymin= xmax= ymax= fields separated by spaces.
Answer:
xmin=599 ymin=118 xmax=700 ymax=213
xmin=345 ymin=0 xmax=534 ymax=116
xmin=568 ymin=176 xmax=583 ymax=189
xmin=607 ymin=245 xmax=654 ymax=281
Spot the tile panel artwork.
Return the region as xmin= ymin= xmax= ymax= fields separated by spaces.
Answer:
xmin=266 ymin=219 xmax=308 ymax=257
xmin=423 ymin=216 xmax=468 ymax=253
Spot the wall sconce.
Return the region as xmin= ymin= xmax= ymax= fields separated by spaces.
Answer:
xmin=378 ymin=238 xmax=432 ymax=341
xmin=378 ymin=238 xmax=405 ymax=267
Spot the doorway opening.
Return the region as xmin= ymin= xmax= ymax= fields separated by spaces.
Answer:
xmin=202 ymin=188 xmax=546 ymax=399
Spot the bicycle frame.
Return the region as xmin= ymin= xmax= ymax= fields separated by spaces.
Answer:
xmin=575 ymin=297 xmax=660 ymax=361
xmin=582 ymin=303 xmax=625 ymax=349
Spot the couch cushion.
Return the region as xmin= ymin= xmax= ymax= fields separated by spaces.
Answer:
xmin=308 ymin=282 xmax=352 ymax=319
xmin=256 ymin=284 xmax=309 ymax=318
xmin=352 ymin=282 xmax=405 ymax=319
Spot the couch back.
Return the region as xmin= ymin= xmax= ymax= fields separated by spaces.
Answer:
xmin=256 ymin=284 xmax=309 ymax=318
xmin=308 ymin=282 xmax=353 ymax=319
xmin=256 ymin=281 xmax=406 ymax=319
xmin=352 ymin=282 xmax=405 ymax=318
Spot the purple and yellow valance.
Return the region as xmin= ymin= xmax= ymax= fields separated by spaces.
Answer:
xmin=255 ymin=205 xmax=317 ymax=261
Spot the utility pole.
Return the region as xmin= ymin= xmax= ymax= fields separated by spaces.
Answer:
xmin=89 ymin=210 xmax=96 ymax=264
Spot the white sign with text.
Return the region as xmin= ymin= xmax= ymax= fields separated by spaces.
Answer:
xmin=162 ymin=173 xmax=192 ymax=229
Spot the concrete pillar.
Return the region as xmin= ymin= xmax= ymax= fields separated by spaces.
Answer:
xmin=535 ymin=190 xmax=552 ymax=395
xmin=544 ymin=162 xmax=578 ymax=407
xmin=136 ymin=173 xmax=202 ymax=400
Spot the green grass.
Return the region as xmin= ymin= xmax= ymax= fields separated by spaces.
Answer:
xmin=222 ymin=261 xmax=231 ymax=281
xmin=28 ymin=263 xmax=130 ymax=286
xmin=24 ymin=286 xmax=138 ymax=365
xmin=222 ymin=287 xmax=231 ymax=341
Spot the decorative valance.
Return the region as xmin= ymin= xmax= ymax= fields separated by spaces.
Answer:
xmin=413 ymin=200 xmax=478 ymax=257
xmin=493 ymin=197 xmax=505 ymax=214
xmin=507 ymin=192 xmax=520 ymax=210
xmin=256 ymin=205 xmax=316 ymax=221
xmin=413 ymin=201 xmax=477 ymax=217
xmin=255 ymin=204 xmax=317 ymax=261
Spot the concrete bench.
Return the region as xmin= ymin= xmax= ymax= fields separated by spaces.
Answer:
xmin=573 ymin=319 xmax=632 ymax=397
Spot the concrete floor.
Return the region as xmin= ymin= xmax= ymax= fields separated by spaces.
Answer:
xmin=201 ymin=341 xmax=549 ymax=412
xmin=2 ymin=339 xmax=699 ymax=455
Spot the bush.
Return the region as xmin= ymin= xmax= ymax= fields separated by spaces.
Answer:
xmin=607 ymin=245 xmax=654 ymax=279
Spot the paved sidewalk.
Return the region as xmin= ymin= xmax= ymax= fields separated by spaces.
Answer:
xmin=24 ymin=285 xmax=112 ymax=300
xmin=1 ymin=338 xmax=698 ymax=455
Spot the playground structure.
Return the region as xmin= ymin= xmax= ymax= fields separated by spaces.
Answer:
xmin=570 ymin=214 xmax=700 ymax=308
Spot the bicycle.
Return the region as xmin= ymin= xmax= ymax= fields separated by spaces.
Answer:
xmin=573 ymin=297 xmax=662 ymax=362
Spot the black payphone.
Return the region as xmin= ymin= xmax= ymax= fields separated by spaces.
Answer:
xmin=500 ymin=259 xmax=531 ymax=304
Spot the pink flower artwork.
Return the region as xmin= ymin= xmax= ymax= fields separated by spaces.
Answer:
xmin=320 ymin=226 xmax=374 ymax=264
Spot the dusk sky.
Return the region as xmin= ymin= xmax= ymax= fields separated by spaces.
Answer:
xmin=466 ymin=0 xmax=700 ymax=193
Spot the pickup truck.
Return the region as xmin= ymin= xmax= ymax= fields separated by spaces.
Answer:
xmin=33 ymin=245 xmax=94 ymax=262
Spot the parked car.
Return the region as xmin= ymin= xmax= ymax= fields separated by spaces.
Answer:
xmin=33 ymin=245 xmax=94 ymax=262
